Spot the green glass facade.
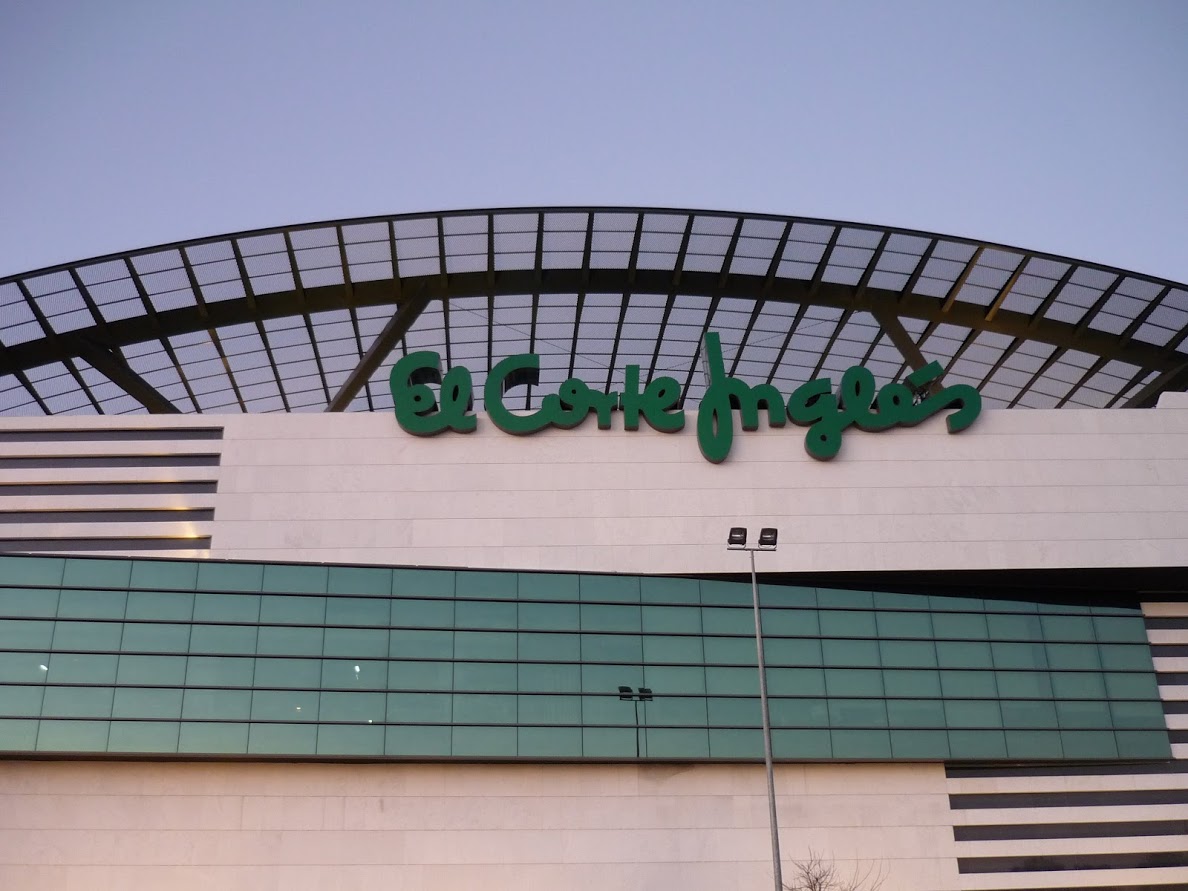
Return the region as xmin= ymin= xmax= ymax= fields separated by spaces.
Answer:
xmin=0 ymin=554 xmax=1170 ymax=761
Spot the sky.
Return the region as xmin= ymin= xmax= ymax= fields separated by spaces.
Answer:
xmin=1 ymin=0 xmax=1186 ymax=283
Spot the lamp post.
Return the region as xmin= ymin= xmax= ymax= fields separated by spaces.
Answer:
xmin=728 ymin=526 xmax=782 ymax=891
xmin=618 ymin=685 xmax=653 ymax=757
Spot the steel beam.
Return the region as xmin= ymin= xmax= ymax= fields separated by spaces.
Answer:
xmin=1124 ymin=362 xmax=1188 ymax=408
xmin=76 ymin=338 xmax=180 ymax=414
xmin=4 ymin=268 xmax=1184 ymax=387
xmin=871 ymin=305 xmax=930 ymax=372
xmin=324 ymin=288 xmax=431 ymax=412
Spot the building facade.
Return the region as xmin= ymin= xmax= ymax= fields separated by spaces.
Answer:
xmin=0 ymin=208 xmax=1186 ymax=889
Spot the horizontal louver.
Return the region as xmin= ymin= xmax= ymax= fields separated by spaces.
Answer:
xmin=0 ymin=427 xmax=220 ymax=556
xmin=944 ymin=600 xmax=1188 ymax=890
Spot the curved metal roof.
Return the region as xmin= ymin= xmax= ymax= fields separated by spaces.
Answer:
xmin=1 ymin=207 xmax=1186 ymax=417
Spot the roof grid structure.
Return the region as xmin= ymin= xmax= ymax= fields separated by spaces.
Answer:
xmin=0 ymin=207 xmax=1185 ymax=418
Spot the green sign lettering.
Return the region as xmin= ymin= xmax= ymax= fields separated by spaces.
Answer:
xmin=389 ymin=351 xmax=476 ymax=435
xmin=483 ymin=354 xmax=624 ymax=434
xmin=787 ymin=361 xmax=980 ymax=460
xmin=621 ymin=365 xmax=684 ymax=433
xmin=484 ymin=353 xmax=551 ymax=435
xmin=698 ymin=332 xmax=787 ymax=463
xmin=389 ymin=333 xmax=981 ymax=462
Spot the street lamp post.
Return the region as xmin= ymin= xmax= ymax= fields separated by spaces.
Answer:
xmin=728 ymin=526 xmax=783 ymax=891
xmin=618 ymin=685 xmax=653 ymax=758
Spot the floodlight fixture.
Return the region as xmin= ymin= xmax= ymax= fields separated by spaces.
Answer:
xmin=618 ymin=685 xmax=653 ymax=757
xmin=726 ymin=525 xmax=783 ymax=891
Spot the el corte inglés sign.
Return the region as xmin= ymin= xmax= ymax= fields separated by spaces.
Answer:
xmin=389 ymin=332 xmax=981 ymax=462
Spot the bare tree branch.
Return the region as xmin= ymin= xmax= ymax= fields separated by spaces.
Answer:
xmin=783 ymin=850 xmax=887 ymax=891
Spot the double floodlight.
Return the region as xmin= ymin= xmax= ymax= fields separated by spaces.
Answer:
xmin=618 ymin=686 xmax=653 ymax=701
xmin=726 ymin=523 xmax=782 ymax=890
xmin=727 ymin=527 xmax=778 ymax=550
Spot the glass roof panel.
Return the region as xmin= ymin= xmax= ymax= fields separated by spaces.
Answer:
xmin=919 ymin=324 xmax=968 ymax=363
xmin=0 ymin=209 xmax=1184 ymax=417
xmin=863 ymin=336 xmax=902 ymax=382
xmin=594 ymin=211 xmax=637 ymax=232
xmin=874 ymin=246 xmax=922 ymax=275
xmin=0 ymin=374 xmax=42 ymax=415
xmin=403 ymin=304 xmax=446 ymax=354
xmin=684 ymin=232 xmax=732 ymax=274
xmin=777 ymin=306 xmax=843 ymax=377
xmin=931 ymin=241 xmax=978 ymax=263
xmin=442 ymin=215 xmax=486 ymax=236
xmin=642 ymin=212 xmax=687 ymax=233
xmin=344 ymin=239 xmax=388 ymax=266
xmin=730 ymin=239 xmax=778 ymax=276
xmin=836 ymin=227 xmax=882 ymax=249
xmin=342 ymin=222 xmax=388 ymax=243
xmin=289 ymin=227 xmax=337 ymax=250
xmin=828 ymin=312 xmax=880 ymax=363
xmin=0 ymin=289 xmax=47 ymax=345
xmin=70 ymin=359 xmax=136 ymax=415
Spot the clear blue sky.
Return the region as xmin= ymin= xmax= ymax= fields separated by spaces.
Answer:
xmin=1 ymin=0 xmax=1185 ymax=282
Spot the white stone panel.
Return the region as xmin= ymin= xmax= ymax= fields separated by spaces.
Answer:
xmin=961 ymin=834 xmax=1188 ymax=858
xmin=0 ymin=760 xmax=959 ymax=891
xmin=1144 ymin=602 xmax=1188 ymax=617
xmin=947 ymin=770 xmax=1188 ymax=794
xmin=957 ymin=865 xmax=1188 ymax=890
xmin=949 ymin=802 xmax=1188 ymax=825
xmin=0 ymin=467 xmax=219 ymax=485
xmin=1148 ymin=629 xmax=1188 ymax=644
xmin=0 ymin=412 xmax=1183 ymax=632
xmin=53 ymin=402 xmax=1172 ymax=575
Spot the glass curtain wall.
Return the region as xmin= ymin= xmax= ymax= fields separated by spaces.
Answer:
xmin=0 ymin=555 xmax=1169 ymax=761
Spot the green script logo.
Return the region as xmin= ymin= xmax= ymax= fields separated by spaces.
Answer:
xmin=389 ymin=332 xmax=981 ymax=462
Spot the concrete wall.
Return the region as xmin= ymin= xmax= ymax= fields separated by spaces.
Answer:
xmin=0 ymin=760 xmax=958 ymax=891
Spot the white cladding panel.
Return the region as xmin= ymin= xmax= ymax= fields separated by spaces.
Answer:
xmin=0 ymin=760 xmax=959 ymax=891
xmin=206 ymin=405 xmax=1188 ymax=573
xmin=1 ymin=405 xmax=1185 ymax=573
